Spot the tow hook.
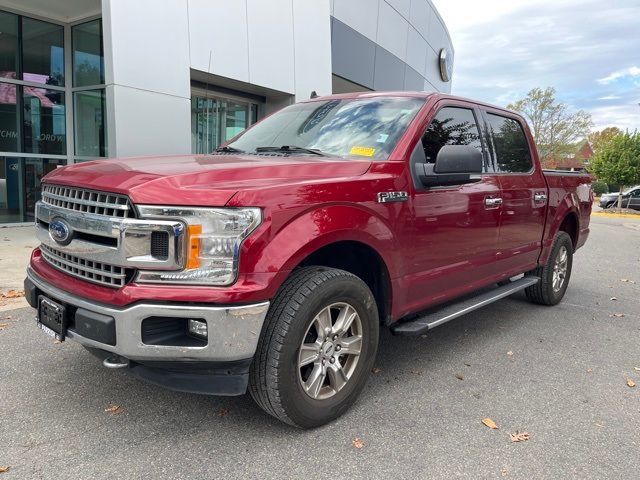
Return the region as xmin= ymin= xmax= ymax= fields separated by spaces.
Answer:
xmin=103 ymin=354 xmax=130 ymax=369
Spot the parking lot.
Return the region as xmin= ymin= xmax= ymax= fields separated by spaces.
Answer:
xmin=1 ymin=214 xmax=638 ymax=479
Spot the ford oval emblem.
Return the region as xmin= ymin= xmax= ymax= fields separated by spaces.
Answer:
xmin=49 ymin=218 xmax=73 ymax=245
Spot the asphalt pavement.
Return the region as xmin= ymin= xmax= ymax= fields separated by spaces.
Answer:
xmin=1 ymin=215 xmax=639 ymax=479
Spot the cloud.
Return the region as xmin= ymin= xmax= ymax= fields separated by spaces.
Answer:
xmin=432 ymin=0 xmax=640 ymax=132
xmin=597 ymin=66 xmax=640 ymax=85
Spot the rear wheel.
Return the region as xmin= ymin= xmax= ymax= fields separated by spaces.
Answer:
xmin=249 ymin=267 xmax=379 ymax=428
xmin=525 ymin=231 xmax=573 ymax=305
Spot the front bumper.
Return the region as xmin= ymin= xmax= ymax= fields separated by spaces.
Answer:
xmin=25 ymin=268 xmax=270 ymax=395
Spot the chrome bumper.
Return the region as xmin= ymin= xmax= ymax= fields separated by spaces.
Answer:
xmin=27 ymin=268 xmax=270 ymax=362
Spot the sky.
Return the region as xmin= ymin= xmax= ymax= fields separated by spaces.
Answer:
xmin=431 ymin=0 xmax=640 ymax=132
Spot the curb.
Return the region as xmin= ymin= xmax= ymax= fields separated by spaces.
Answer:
xmin=592 ymin=212 xmax=640 ymax=219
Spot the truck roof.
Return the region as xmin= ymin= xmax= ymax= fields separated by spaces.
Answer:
xmin=305 ymin=91 xmax=521 ymax=119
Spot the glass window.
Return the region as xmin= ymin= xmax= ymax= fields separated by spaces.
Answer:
xmin=191 ymin=97 xmax=220 ymax=154
xmin=74 ymin=90 xmax=106 ymax=157
xmin=72 ymin=20 xmax=104 ymax=87
xmin=421 ymin=107 xmax=484 ymax=167
xmin=229 ymin=97 xmax=424 ymax=160
xmin=23 ymin=87 xmax=66 ymax=154
xmin=24 ymin=157 xmax=61 ymax=220
xmin=225 ymin=101 xmax=248 ymax=140
xmin=486 ymin=113 xmax=533 ymax=173
xmin=0 ymin=82 xmax=18 ymax=151
xmin=0 ymin=156 xmax=21 ymax=222
xmin=22 ymin=17 xmax=64 ymax=86
xmin=0 ymin=12 xmax=19 ymax=79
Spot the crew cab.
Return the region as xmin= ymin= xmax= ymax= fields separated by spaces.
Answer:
xmin=25 ymin=92 xmax=592 ymax=428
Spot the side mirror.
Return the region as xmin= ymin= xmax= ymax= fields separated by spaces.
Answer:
xmin=415 ymin=145 xmax=483 ymax=188
xmin=434 ymin=145 xmax=483 ymax=174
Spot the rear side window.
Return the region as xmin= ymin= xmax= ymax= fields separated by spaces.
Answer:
xmin=421 ymin=107 xmax=489 ymax=170
xmin=486 ymin=113 xmax=533 ymax=173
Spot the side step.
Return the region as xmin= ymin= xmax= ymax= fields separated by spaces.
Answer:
xmin=391 ymin=276 xmax=539 ymax=336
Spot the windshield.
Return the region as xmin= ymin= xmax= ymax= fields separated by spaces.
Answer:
xmin=227 ymin=97 xmax=425 ymax=160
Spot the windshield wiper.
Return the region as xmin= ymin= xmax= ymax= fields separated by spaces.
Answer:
xmin=255 ymin=145 xmax=327 ymax=156
xmin=213 ymin=145 xmax=245 ymax=153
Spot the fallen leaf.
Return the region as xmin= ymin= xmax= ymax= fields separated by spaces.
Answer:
xmin=420 ymin=334 xmax=428 ymax=338
xmin=371 ymin=367 xmax=381 ymax=374
xmin=54 ymin=339 xmax=62 ymax=344
xmin=506 ymin=351 xmax=514 ymax=357
xmin=500 ymin=468 xmax=508 ymax=477
xmin=464 ymin=363 xmax=471 ymax=367
xmin=609 ymin=313 xmax=625 ymax=318
xmin=0 ymin=466 xmax=10 ymax=473
xmin=218 ymin=408 xmax=229 ymax=417
xmin=482 ymin=418 xmax=498 ymax=429
xmin=411 ymin=369 xmax=423 ymax=375
xmin=620 ymin=278 xmax=636 ymax=284
xmin=634 ymin=367 xmax=640 ymax=372
xmin=1 ymin=289 xmax=24 ymax=299
xmin=627 ymin=379 xmax=636 ymax=388
xmin=0 ymin=323 xmax=8 ymax=330
xmin=104 ymin=405 xmax=125 ymax=415
xmin=352 ymin=438 xmax=364 ymax=449
xmin=610 ymin=297 xmax=617 ymax=301
xmin=3 ymin=316 xmax=11 ymax=320
xmin=595 ymin=422 xmax=605 ymax=428
xmin=455 ymin=373 xmax=464 ymax=381
xmin=586 ymin=368 xmax=593 ymax=373
xmin=510 ymin=431 xmax=531 ymax=442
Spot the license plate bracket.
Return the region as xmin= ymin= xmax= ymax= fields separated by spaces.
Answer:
xmin=37 ymin=296 xmax=67 ymax=341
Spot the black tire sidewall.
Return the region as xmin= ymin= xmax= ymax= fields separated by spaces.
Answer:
xmin=275 ymin=274 xmax=379 ymax=428
xmin=544 ymin=233 xmax=573 ymax=304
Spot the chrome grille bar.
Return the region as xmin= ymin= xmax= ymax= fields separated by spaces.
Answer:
xmin=42 ymin=184 xmax=134 ymax=218
xmin=40 ymin=244 xmax=133 ymax=288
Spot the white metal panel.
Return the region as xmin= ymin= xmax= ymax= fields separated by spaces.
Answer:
xmin=332 ymin=0 xmax=380 ymax=42
xmin=292 ymin=0 xmax=332 ymax=100
xmin=102 ymin=0 xmax=191 ymax=99
xmin=409 ymin=0 xmax=431 ymax=40
xmin=376 ymin=0 xmax=408 ymax=61
xmin=426 ymin=2 xmax=445 ymax=50
xmin=384 ymin=0 xmax=410 ymax=19
xmin=110 ymin=85 xmax=191 ymax=157
xmin=246 ymin=0 xmax=295 ymax=93
xmin=406 ymin=26 xmax=427 ymax=77
xmin=188 ymin=0 xmax=250 ymax=83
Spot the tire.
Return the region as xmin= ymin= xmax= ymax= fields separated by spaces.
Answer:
xmin=525 ymin=231 xmax=573 ymax=306
xmin=249 ymin=267 xmax=379 ymax=428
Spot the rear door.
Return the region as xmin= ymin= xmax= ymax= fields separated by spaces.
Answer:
xmin=403 ymin=103 xmax=502 ymax=312
xmin=481 ymin=110 xmax=546 ymax=274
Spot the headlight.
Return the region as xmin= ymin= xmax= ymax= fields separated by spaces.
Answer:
xmin=136 ymin=206 xmax=262 ymax=286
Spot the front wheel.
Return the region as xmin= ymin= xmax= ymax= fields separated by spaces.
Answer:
xmin=249 ymin=267 xmax=379 ymax=428
xmin=525 ymin=231 xmax=573 ymax=305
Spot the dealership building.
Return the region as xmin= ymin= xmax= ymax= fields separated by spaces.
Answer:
xmin=0 ymin=0 xmax=453 ymax=224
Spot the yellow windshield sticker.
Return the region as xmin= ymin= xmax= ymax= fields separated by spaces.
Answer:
xmin=350 ymin=146 xmax=376 ymax=157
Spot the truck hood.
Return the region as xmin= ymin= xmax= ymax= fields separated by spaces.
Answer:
xmin=43 ymin=154 xmax=372 ymax=206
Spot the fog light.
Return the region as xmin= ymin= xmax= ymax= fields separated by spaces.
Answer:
xmin=188 ymin=319 xmax=208 ymax=339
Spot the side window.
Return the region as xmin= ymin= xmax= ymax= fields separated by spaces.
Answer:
xmin=421 ymin=107 xmax=489 ymax=171
xmin=486 ymin=113 xmax=533 ymax=173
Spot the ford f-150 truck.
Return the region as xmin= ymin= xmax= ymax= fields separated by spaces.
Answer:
xmin=25 ymin=92 xmax=592 ymax=428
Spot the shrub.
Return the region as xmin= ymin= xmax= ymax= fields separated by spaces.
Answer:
xmin=591 ymin=180 xmax=608 ymax=196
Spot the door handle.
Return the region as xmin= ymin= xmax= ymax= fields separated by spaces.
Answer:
xmin=484 ymin=197 xmax=503 ymax=208
xmin=534 ymin=193 xmax=547 ymax=203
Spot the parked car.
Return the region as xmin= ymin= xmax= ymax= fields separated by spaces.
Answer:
xmin=599 ymin=186 xmax=640 ymax=210
xmin=25 ymin=92 xmax=592 ymax=428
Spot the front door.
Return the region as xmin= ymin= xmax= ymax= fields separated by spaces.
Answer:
xmin=402 ymin=104 xmax=502 ymax=314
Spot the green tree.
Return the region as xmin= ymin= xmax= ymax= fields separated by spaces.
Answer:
xmin=588 ymin=127 xmax=622 ymax=154
xmin=507 ymin=87 xmax=593 ymax=161
xmin=588 ymin=131 xmax=640 ymax=208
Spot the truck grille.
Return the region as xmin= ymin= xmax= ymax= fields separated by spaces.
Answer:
xmin=42 ymin=184 xmax=135 ymax=218
xmin=40 ymin=244 xmax=133 ymax=288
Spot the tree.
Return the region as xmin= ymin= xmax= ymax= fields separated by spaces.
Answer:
xmin=588 ymin=131 xmax=640 ymax=208
xmin=588 ymin=127 xmax=622 ymax=154
xmin=507 ymin=87 xmax=593 ymax=161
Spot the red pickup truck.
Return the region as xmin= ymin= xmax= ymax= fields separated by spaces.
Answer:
xmin=25 ymin=92 xmax=592 ymax=428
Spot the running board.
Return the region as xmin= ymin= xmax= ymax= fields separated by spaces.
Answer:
xmin=391 ymin=277 xmax=539 ymax=336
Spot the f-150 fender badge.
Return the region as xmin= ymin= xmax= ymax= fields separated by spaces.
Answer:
xmin=377 ymin=191 xmax=408 ymax=203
